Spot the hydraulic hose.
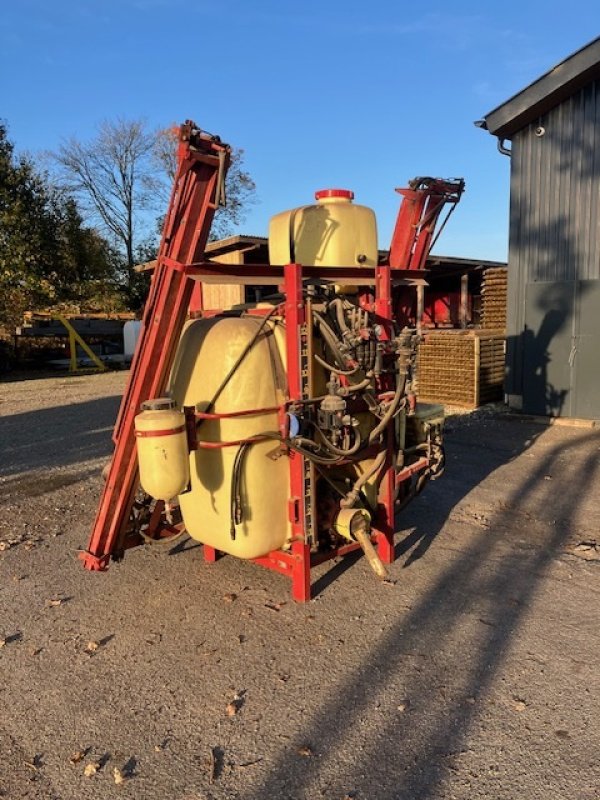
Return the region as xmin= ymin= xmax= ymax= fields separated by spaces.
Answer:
xmin=314 ymin=353 xmax=359 ymax=376
xmin=340 ymin=448 xmax=387 ymax=509
xmin=313 ymin=310 xmax=348 ymax=368
xmin=329 ymin=298 xmax=352 ymax=338
xmin=230 ymin=441 xmax=253 ymax=539
xmin=311 ymin=423 xmax=363 ymax=457
xmin=229 ymin=427 xmax=354 ymax=539
xmin=368 ymin=355 xmax=409 ymax=444
xmin=339 ymin=377 xmax=372 ymax=395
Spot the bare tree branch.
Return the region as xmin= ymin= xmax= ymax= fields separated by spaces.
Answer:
xmin=52 ymin=118 xmax=163 ymax=281
xmin=153 ymin=125 xmax=257 ymax=240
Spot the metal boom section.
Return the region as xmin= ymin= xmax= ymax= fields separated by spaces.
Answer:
xmin=81 ymin=122 xmax=230 ymax=570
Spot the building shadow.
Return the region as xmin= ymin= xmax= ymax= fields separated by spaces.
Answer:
xmin=248 ymin=421 xmax=600 ymax=798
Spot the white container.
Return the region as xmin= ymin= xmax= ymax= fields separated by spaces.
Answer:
xmin=123 ymin=320 xmax=142 ymax=362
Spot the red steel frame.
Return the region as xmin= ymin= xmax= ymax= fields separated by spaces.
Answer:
xmin=192 ymin=260 xmax=421 ymax=602
xmin=82 ymin=255 xmax=425 ymax=599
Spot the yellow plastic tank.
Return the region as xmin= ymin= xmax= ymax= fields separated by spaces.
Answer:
xmin=169 ymin=315 xmax=291 ymax=559
xmin=268 ymin=189 xmax=378 ymax=269
xmin=135 ymin=399 xmax=190 ymax=501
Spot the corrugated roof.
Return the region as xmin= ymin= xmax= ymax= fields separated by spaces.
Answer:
xmin=479 ymin=36 xmax=600 ymax=139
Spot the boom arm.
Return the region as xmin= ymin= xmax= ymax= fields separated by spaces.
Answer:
xmin=81 ymin=121 xmax=230 ymax=571
xmin=387 ymin=177 xmax=465 ymax=270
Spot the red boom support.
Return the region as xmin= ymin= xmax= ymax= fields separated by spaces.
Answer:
xmin=80 ymin=122 xmax=230 ymax=570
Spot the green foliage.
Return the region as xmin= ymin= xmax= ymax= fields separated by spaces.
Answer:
xmin=0 ymin=118 xmax=257 ymax=332
xmin=0 ymin=122 xmax=60 ymax=326
xmin=0 ymin=122 xmax=124 ymax=330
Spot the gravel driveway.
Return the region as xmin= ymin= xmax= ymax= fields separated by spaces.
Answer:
xmin=1 ymin=371 xmax=599 ymax=800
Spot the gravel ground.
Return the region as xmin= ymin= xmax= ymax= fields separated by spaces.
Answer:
xmin=0 ymin=371 xmax=599 ymax=800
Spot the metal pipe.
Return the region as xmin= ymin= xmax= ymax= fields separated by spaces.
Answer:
xmin=334 ymin=509 xmax=388 ymax=580
xmin=497 ymin=138 xmax=512 ymax=157
xmin=340 ymin=448 xmax=387 ymax=509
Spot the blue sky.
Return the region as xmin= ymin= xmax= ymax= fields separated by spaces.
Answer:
xmin=1 ymin=1 xmax=598 ymax=262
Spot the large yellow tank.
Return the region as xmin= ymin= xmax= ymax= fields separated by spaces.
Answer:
xmin=168 ymin=315 xmax=291 ymax=559
xmin=268 ymin=189 xmax=378 ymax=268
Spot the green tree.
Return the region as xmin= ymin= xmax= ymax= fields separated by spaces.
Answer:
xmin=53 ymin=197 xmax=123 ymax=310
xmin=0 ymin=122 xmax=62 ymax=327
xmin=0 ymin=122 xmax=123 ymax=329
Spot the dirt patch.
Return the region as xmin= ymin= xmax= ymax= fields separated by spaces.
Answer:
xmin=0 ymin=372 xmax=599 ymax=799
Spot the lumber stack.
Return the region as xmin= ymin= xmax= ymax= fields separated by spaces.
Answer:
xmin=417 ymin=329 xmax=506 ymax=408
xmin=480 ymin=267 xmax=508 ymax=331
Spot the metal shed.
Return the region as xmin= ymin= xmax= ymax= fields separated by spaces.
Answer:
xmin=478 ymin=37 xmax=600 ymax=418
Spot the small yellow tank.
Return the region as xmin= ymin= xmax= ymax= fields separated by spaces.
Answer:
xmin=134 ymin=399 xmax=190 ymax=501
xmin=268 ymin=189 xmax=378 ymax=269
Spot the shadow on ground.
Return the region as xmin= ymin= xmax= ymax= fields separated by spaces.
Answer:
xmin=0 ymin=395 xmax=121 ymax=478
xmin=250 ymin=417 xmax=600 ymax=798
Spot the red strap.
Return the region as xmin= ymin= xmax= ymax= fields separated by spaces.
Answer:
xmin=135 ymin=425 xmax=185 ymax=438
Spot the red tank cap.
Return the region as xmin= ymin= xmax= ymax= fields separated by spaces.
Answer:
xmin=315 ymin=188 xmax=354 ymax=200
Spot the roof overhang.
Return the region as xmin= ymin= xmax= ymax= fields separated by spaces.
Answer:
xmin=478 ymin=36 xmax=600 ymax=139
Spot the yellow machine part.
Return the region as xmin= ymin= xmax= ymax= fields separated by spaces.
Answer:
xmin=135 ymin=405 xmax=190 ymax=501
xmin=169 ymin=315 xmax=291 ymax=559
xmin=268 ymin=191 xmax=378 ymax=270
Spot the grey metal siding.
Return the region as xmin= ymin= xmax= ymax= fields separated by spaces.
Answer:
xmin=506 ymin=79 xmax=600 ymax=416
xmin=510 ymin=81 xmax=600 ymax=285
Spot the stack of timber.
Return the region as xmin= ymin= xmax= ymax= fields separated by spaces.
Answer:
xmin=417 ymin=329 xmax=506 ymax=408
xmin=16 ymin=311 xmax=135 ymax=338
xmin=17 ymin=311 xmax=134 ymax=338
xmin=480 ymin=267 xmax=508 ymax=331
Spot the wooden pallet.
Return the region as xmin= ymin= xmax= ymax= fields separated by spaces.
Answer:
xmin=417 ymin=329 xmax=506 ymax=408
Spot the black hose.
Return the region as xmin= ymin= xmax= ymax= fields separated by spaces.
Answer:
xmin=368 ymin=356 xmax=409 ymax=444
xmin=329 ymin=298 xmax=351 ymax=338
xmin=255 ymin=431 xmax=345 ymax=465
xmin=199 ymin=307 xmax=278 ymax=430
xmin=230 ymin=441 xmax=253 ymax=540
xmin=313 ymin=310 xmax=348 ymax=368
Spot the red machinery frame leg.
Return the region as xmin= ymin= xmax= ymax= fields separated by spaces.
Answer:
xmin=203 ymin=545 xmax=220 ymax=563
xmin=283 ymin=262 xmax=312 ymax=601
xmin=376 ymin=461 xmax=396 ymax=564
xmin=291 ymin=540 xmax=312 ymax=603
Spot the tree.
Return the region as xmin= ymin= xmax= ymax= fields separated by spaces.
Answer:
xmin=53 ymin=118 xmax=160 ymax=284
xmin=153 ymin=125 xmax=257 ymax=241
xmin=0 ymin=122 xmax=123 ymax=329
xmin=0 ymin=122 xmax=62 ymax=326
xmin=53 ymin=197 xmax=122 ymax=306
